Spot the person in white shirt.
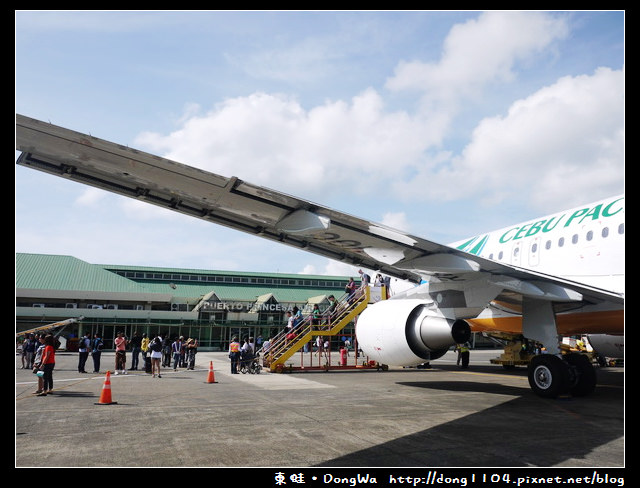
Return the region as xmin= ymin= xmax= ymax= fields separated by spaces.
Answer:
xmin=149 ymin=336 xmax=163 ymax=378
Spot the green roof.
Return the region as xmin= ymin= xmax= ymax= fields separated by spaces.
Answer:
xmin=16 ymin=254 xmax=152 ymax=294
xmin=16 ymin=253 xmax=348 ymax=303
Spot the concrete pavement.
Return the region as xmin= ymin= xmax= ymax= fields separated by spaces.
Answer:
xmin=15 ymin=349 xmax=624 ymax=468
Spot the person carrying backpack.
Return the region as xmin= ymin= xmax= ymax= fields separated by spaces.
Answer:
xmin=185 ymin=338 xmax=198 ymax=370
xmin=149 ymin=336 xmax=163 ymax=378
xmin=77 ymin=333 xmax=91 ymax=373
xmin=91 ymin=333 xmax=104 ymax=373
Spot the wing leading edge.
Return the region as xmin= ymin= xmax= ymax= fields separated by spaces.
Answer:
xmin=15 ymin=114 xmax=623 ymax=315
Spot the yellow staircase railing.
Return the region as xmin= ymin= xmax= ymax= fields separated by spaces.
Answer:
xmin=260 ymin=287 xmax=374 ymax=372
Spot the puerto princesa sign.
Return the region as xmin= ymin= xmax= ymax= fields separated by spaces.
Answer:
xmin=208 ymin=301 xmax=305 ymax=313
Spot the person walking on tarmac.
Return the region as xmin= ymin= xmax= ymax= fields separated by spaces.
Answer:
xmin=457 ymin=342 xmax=470 ymax=369
xmin=31 ymin=334 xmax=46 ymax=395
xmin=229 ymin=336 xmax=241 ymax=374
xmin=178 ymin=336 xmax=187 ymax=368
xmin=162 ymin=334 xmax=172 ymax=367
xmin=91 ymin=333 xmax=104 ymax=373
xmin=114 ymin=331 xmax=127 ymax=375
xmin=39 ymin=334 xmax=56 ymax=395
xmin=185 ymin=338 xmax=198 ymax=370
xmin=171 ymin=336 xmax=183 ymax=371
xmin=129 ymin=331 xmax=142 ymax=371
xmin=141 ymin=332 xmax=150 ymax=365
xmin=77 ymin=333 xmax=91 ymax=373
xmin=149 ymin=336 xmax=163 ymax=378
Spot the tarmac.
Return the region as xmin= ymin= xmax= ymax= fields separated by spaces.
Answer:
xmin=15 ymin=349 xmax=624 ymax=470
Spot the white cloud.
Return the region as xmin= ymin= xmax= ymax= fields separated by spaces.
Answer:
xmin=384 ymin=11 xmax=570 ymax=154
xmin=134 ymin=90 xmax=433 ymax=200
xmin=381 ymin=211 xmax=410 ymax=232
xmin=386 ymin=11 xmax=568 ymax=101
xmin=397 ymin=66 xmax=624 ymax=211
xmin=75 ymin=187 xmax=107 ymax=206
xmin=135 ymin=69 xmax=624 ymax=223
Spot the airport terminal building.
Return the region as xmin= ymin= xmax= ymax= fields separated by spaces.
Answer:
xmin=16 ymin=253 xmax=354 ymax=351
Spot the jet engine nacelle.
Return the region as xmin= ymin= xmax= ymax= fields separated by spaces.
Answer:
xmin=586 ymin=334 xmax=624 ymax=359
xmin=356 ymin=299 xmax=471 ymax=366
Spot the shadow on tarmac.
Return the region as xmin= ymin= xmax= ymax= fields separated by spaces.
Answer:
xmin=43 ymin=390 xmax=96 ymax=398
xmin=315 ymin=369 xmax=623 ymax=467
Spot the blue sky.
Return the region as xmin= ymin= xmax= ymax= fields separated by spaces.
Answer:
xmin=15 ymin=11 xmax=624 ymax=278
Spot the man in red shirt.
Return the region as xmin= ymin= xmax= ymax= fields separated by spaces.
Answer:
xmin=39 ymin=334 xmax=56 ymax=395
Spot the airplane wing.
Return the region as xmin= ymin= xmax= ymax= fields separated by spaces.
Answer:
xmin=15 ymin=114 xmax=623 ymax=316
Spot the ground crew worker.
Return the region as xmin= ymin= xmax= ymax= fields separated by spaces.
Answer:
xmin=141 ymin=332 xmax=150 ymax=362
xmin=458 ymin=343 xmax=470 ymax=369
xmin=229 ymin=336 xmax=241 ymax=374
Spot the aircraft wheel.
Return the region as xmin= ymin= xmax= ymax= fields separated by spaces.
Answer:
xmin=565 ymin=353 xmax=596 ymax=397
xmin=528 ymin=355 xmax=570 ymax=398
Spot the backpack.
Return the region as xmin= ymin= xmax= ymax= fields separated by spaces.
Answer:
xmin=95 ymin=339 xmax=104 ymax=351
xmin=151 ymin=340 xmax=162 ymax=352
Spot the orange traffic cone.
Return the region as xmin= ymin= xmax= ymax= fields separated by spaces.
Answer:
xmin=206 ymin=361 xmax=217 ymax=383
xmin=95 ymin=371 xmax=118 ymax=405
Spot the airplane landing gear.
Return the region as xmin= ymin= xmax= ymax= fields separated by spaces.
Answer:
xmin=528 ymin=353 xmax=596 ymax=398
xmin=528 ymin=355 xmax=568 ymax=398
xmin=564 ymin=353 xmax=597 ymax=397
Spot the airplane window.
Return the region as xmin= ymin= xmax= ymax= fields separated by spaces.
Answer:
xmin=488 ymin=253 xmax=494 ymax=260
xmin=618 ymin=223 xmax=624 ymax=234
xmin=586 ymin=230 xmax=593 ymax=241
xmin=498 ymin=251 xmax=503 ymax=260
xmin=558 ymin=237 xmax=564 ymax=247
xmin=545 ymin=240 xmax=551 ymax=250
xmin=602 ymin=227 xmax=609 ymax=238
xmin=531 ymin=243 xmax=538 ymax=253
xmin=572 ymin=234 xmax=579 ymax=244
xmin=513 ymin=248 xmax=519 ymax=256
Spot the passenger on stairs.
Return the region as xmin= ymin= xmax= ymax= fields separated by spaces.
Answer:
xmin=311 ymin=304 xmax=321 ymax=326
xmin=345 ymin=277 xmax=357 ymax=303
xmin=323 ymin=295 xmax=337 ymax=329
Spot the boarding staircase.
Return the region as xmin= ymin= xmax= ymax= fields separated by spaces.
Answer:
xmin=260 ymin=287 xmax=379 ymax=372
